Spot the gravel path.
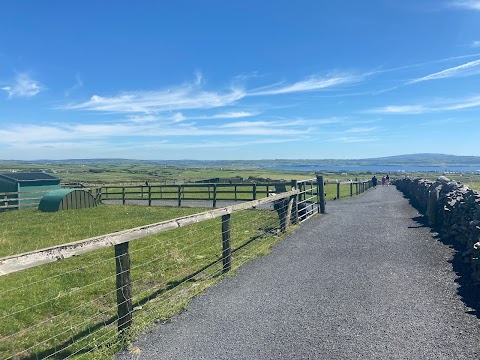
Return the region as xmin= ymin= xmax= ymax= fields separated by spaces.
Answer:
xmin=116 ymin=185 xmax=480 ymax=359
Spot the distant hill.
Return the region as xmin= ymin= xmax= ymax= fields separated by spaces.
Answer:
xmin=2 ymin=154 xmax=480 ymax=168
xmin=361 ymin=154 xmax=480 ymax=167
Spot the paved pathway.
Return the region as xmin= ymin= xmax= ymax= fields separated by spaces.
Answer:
xmin=117 ymin=185 xmax=480 ymax=359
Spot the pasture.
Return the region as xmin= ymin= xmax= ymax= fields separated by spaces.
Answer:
xmin=0 ymin=203 xmax=292 ymax=359
xmin=1 ymin=161 xmax=479 ymax=359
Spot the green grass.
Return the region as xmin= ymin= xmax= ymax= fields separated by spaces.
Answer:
xmin=0 ymin=204 xmax=295 ymax=359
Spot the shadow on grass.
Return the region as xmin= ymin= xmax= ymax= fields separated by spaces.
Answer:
xmin=24 ymin=229 xmax=277 ymax=359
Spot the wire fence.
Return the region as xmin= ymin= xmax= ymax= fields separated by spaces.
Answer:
xmin=0 ymin=178 xmax=373 ymax=212
xmin=0 ymin=176 xmax=374 ymax=359
xmin=99 ymin=178 xmax=372 ymax=208
xmin=0 ymin=180 xmax=322 ymax=359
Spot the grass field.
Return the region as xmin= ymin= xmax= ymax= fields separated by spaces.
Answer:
xmin=0 ymin=162 xmax=478 ymax=359
xmin=0 ymin=204 xmax=294 ymax=359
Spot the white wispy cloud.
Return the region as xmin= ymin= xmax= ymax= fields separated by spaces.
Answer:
xmin=219 ymin=117 xmax=341 ymax=129
xmin=65 ymin=73 xmax=83 ymax=97
xmin=248 ymin=73 xmax=366 ymax=96
xmin=2 ymin=73 xmax=43 ymax=98
xmin=449 ymin=0 xmax=480 ymax=10
xmin=364 ymin=95 xmax=480 ymax=114
xmin=208 ymin=111 xmax=259 ymax=119
xmin=365 ymin=105 xmax=428 ymax=114
xmin=407 ymin=59 xmax=480 ymax=84
xmin=127 ymin=111 xmax=258 ymax=123
xmin=443 ymin=95 xmax=480 ymax=109
xmin=344 ymin=126 xmax=379 ymax=133
xmin=327 ymin=136 xmax=378 ymax=143
xmin=0 ymin=117 xmax=309 ymax=146
xmin=63 ymin=76 xmax=246 ymax=113
xmin=128 ymin=113 xmax=186 ymax=123
xmin=471 ymin=40 xmax=480 ymax=48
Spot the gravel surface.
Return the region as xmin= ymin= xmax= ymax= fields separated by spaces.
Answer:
xmin=116 ymin=185 xmax=480 ymax=359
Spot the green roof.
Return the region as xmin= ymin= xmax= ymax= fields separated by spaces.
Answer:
xmin=0 ymin=172 xmax=60 ymax=183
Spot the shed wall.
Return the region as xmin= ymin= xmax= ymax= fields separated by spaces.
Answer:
xmin=0 ymin=178 xmax=18 ymax=210
xmin=19 ymin=183 xmax=61 ymax=208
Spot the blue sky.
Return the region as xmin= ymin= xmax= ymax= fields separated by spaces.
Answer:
xmin=1 ymin=0 xmax=480 ymax=160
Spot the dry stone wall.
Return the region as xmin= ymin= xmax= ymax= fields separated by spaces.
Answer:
xmin=395 ymin=177 xmax=480 ymax=282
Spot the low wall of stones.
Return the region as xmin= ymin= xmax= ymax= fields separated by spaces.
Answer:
xmin=395 ymin=177 xmax=480 ymax=282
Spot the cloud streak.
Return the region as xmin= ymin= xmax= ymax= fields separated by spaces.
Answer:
xmin=364 ymin=95 xmax=480 ymax=114
xmin=63 ymin=77 xmax=246 ymax=113
xmin=248 ymin=73 xmax=366 ymax=96
xmin=449 ymin=0 xmax=480 ymax=10
xmin=2 ymin=73 xmax=43 ymax=98
xmin=65 ymin=73 xmax=83 ymax=97
xmin=407 ymin=59 xmax=480 ymax=84
xmin=0 ymin=116 xmax=314 ymax=146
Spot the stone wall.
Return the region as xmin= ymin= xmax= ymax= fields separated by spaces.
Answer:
xmin=395 ymin=177 xmax=480 ymax=282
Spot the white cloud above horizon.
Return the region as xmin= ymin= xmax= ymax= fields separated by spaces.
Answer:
xmin=65 ymin=73 xmax=83 ymax=97
xmin=1 ymin=73 xmax=43 ymax=98
xmin=407 ymin=59 xmax=480 ymax=84
xmin=364 ymin=95 xmax=480 ymax=114
xmin=248 ymin=73 xmax=367 ymax=96
xmin=449 ymin=0 xmax=480 ymax=10
xmin=62 ymin=76 xmax=247 ymax=113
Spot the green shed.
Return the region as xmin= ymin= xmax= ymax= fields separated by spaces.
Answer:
xmin=38 ymin=189 xmax=98 ymax=212
xmin=0 ymin=172 xmax=61 ymax=211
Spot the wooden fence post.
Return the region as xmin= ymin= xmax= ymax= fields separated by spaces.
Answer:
xmin=213 ymin=184 xmax=218 ymax=207
xmin=178 ymin=185 xmax=182 ymax=207
xmin=122 ymin=187 xmax=126 ymax=205
xmin=222 ymin=214 xmax=232 ymax=273
xmin=148 ymin=186 xmax=152 ymax=206
xmin=317 ymin=175 xmax=325 ymax=214
xmin=253 ymin=183 xmax=257 ymax=200
xmin=234 ymin=185 xmax=237 ymax=201
xmin=336 ymin=182 xmax=340 ymax=200
xmin=350 ymin=182 xmax=353 ymax=197
xmin=115 ymin=242 xmax=132 ymax=332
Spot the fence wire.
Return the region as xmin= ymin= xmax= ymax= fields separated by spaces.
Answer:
xmin=0 ymin=191 xmax=315 ymax=359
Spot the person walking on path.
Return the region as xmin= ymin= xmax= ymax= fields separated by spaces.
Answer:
xmin=381 ymin=176 xmax=386 ymax=186
xmin=372 ymin=175 xmax=378 ymax=188
xmin=386 ymin=174 xmax=390 ymax=186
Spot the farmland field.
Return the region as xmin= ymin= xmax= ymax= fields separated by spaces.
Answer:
xmin=1 ymin=160 xmax=479 ymax=359
xmin=0 ymin=203 xmax=295 ymax=359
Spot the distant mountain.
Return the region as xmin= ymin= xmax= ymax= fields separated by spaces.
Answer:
xmin=362 ymin=154 xmax=480 ymax=166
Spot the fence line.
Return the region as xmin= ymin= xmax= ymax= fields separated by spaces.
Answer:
xmin=0 ymin=188 xmax=312 ymax=359
xmin=99 ymin=179 xmax=371 ymax=207
xmin=0 ymin=178 xmax=372 ymax=211
xmin=0 ymin=175 xmax=374 ymax=359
